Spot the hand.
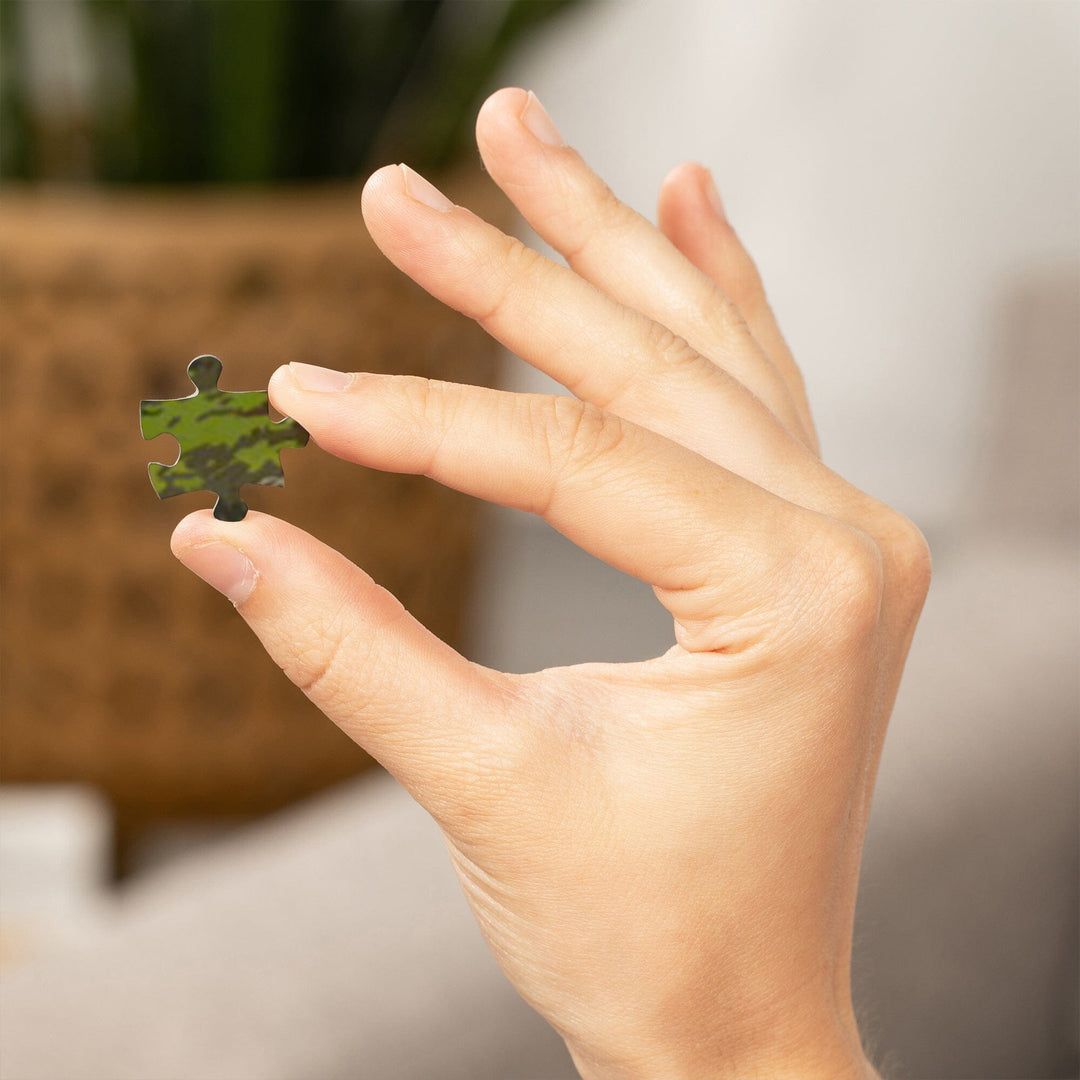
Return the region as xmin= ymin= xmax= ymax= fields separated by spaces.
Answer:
xmin=172 ymin=88 xmax=930 ymax=1079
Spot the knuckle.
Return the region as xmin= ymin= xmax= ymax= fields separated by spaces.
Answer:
xmin=544 ymin=397 xmax=625 ymax=479
xmin=700 ymin=283 xmax=754 ymax=346
xmin=644 ymin=320 xmax=707 ymax=376
xmin=394 ymin=375 xmax=463 ymax=471
xmin=282 ymin=592 xmax=403 ymax=716
xmin=523 ymin=396 xmax=625 ymax=512
xmin=797 ymin=525 xmax=885 ymax=648
xmin=396 ymin=373 xmax=436 ymax=420
xmin=560 ymin=174 xmax=635 ymax=262
xmin=593 ymin=180 xmax=638 ymax=239
xmin=291 ymin=623 xmax=356 ymax=701
xmin=880 ymin=511 xmax=933 ymax=616
xmin=420 ymin=377 xmax=460 ymax=430
xmin=722 ymin=250 xmax=768 ymax=315
xmin=476 ymin=234 xmax=546 ymax=325
xmin=501 ymin=233 xmax=546 ymax=280
xmin=285 ymin=614 xmax=364 ymax=706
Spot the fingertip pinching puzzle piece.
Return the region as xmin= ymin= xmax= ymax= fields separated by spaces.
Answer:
xmin=140 ymin=355 xmax=309 ymax=521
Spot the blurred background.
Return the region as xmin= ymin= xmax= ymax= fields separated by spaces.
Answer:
xmin=0 ymin=2 xmax=1076 ymax=1078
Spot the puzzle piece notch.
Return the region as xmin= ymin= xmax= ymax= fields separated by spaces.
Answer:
xmin=140 ymin=355 xmax=309 ymax=521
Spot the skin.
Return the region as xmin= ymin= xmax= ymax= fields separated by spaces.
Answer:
xmin=172 ymin=88 xmax=930 ymax=1078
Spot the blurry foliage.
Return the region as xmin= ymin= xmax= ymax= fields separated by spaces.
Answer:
xmin=0 ymin=0 xmax=577 ymax=184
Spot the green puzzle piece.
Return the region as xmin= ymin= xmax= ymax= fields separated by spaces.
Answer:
xmin=140 ymin=355 xmax=309 ymax=521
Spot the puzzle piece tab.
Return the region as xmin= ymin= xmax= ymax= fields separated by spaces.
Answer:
xmin=140 ymin=355 xmax=309 ymax=521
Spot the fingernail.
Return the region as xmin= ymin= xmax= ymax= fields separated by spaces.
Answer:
xmin=399 ymin=164 xmax=454 ymax=212
xmin=177 ymin=543 xmax=257 ymax=606
xmin=703 ymin=169 xmax=726 ymax=220
xmin=520 ymin=91 xmax=565 ymax=147
xmin=289 ymin=362 xmax=352 ymax=392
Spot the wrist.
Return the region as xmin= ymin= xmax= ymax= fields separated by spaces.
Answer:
xmin=565 ymin=1004 xmax=878 ymax=1080
xmin=570 ymin=1043 xmax=878 ymax=1080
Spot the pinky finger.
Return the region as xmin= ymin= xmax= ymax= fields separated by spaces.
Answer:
xmin=657 ymin=162 xmax=818 ymax=455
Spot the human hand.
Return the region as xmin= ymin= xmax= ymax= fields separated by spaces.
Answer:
xmin=172 ymin=88 xmax=930 ymax=1079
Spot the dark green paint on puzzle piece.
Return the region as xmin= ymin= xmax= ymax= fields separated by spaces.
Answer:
xmin=140 ymin=355 xmax=309 ymax=521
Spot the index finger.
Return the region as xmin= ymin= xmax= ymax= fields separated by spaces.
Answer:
xmin=270 ymin=366 xmax=847 ymax=653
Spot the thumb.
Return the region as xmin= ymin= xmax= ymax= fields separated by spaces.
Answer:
xmin=171 ymin=510 xmax=520 ymax=819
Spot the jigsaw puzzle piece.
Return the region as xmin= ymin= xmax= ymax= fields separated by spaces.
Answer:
xmin=139 ymin=399 xmax=173 ymax=442
xmin=140 ymin=355 xmax=309 ymax=521
xmin=212 ymin=492 xmax=249 ymax=522
xmin=146 ymin=460 xmax=249 ymax=521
